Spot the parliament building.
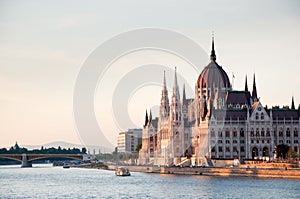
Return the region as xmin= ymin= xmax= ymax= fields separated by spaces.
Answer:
xmin=138 ymin=38 xmax=300 ymax=166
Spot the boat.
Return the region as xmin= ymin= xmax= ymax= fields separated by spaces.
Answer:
xmin=115 ymin=167 xmax=130 ymax=176
xmin=63 ymin=163 xmax=70 ymax=169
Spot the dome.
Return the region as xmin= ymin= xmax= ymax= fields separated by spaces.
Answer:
xmin=197 ymin=61 xmax=230 ymax=89
xmin=196 ymin=38 xmax=230 ymax=90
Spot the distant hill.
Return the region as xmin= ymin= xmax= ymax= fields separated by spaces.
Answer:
xmin=17 ymin=141 xmax=114 ymax=154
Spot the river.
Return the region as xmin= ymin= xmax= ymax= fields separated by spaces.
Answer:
xmin=0 ymin=164 xmax=299 ymax=198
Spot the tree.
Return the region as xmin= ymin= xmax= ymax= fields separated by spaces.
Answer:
xmin=136 ymin=143 xmax=142 ymax=153
xmin=81 ymin=147 xmax=87 ymax=154
xmin=288 ymin=147 xmax=296 ymax=159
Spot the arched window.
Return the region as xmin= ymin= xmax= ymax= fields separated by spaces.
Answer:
xmin=225 ymin=128 xmax=230 ymax=137
xmin=250 ymin=128 xmax=254 ymax=137
xmin=261 ymin=112 xmax=264 ymax=120
xmin=233 ymin=128 xmax=237 ymax=137
xmin=266 ymin=128 xmax=270 ymax=137
xmin=261 ymin=128 xmax=265 ymax=137
xmin=256 ymin=128 xmax=260 ymax=136
xmin=255 ymin=112 xmax=259 ymax=120
xmin=218 ymin=129 xmax=222 ymax=137
xmin=294 ymin=128 xmax=298 ymax=137
xmin=279 ymin=128 xmax=283 ymax=137
xmin=240 ymin=128 xmax=244 ymax=137
xmin=286 ymin=128 xmax=290 ymax=137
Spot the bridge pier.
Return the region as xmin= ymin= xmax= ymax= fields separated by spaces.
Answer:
xmin=21 ymin=154 xmax=32 ymax=168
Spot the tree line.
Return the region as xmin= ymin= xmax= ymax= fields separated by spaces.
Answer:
xmin=0 ymin=142 xmax=87 ymax=154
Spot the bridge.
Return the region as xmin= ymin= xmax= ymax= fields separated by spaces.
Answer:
xmin=0 ymin=154 xmax=83 ymax=167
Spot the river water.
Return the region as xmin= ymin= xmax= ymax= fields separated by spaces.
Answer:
xmin=0 ymin=164 xmax=299 ymax=199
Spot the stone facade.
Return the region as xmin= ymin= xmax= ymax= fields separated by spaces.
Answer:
xmin=138 ymin=38 xmax=300 ymax=166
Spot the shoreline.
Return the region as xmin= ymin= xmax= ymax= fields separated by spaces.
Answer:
xmin=105 ymin=164 xmax=300 ymax=179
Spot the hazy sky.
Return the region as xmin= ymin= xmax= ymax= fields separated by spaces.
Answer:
xmin=1 ymin=0 xmax=300 ymax=147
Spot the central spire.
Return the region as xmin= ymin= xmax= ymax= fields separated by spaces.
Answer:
xmin=252 ymin=74 xmax=258 ymax=101
xmin=245 ymin=75 xmax=248 ymax=92
xmin=210 ymin=33 xmax=216 ymax=61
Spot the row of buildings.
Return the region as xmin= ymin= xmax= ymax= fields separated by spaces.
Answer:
xmin=138 ymin=38 xmax=300 ymax=166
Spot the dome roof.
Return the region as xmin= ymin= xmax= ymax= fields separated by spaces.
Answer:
xmin=197 ymin=61 xmax=230 ymax=89
xmin=196 ymin=38 xmax=230 ymax=89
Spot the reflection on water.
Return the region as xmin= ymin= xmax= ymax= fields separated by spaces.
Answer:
xmin=0 ymin=164 xmax=300 ymax=198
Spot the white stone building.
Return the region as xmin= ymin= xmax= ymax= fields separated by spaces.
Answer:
xmin=138 ymin=38 xmax=300 ymax=166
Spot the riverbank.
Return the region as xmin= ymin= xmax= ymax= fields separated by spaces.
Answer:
xmin=106 ymin=165 xmax=300 ymax=179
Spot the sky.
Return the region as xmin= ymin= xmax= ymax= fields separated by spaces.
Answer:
xmin=0 ymin=0 xmax=300 ymax=148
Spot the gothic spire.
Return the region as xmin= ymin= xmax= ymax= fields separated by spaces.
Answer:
xmin=173 ymin=67 xmax=181 ymax=101
xmin=160 ymin=70 xmax=169 ymax=118
xmin=210 ymin=34 xmax=216 ymax=61
xmin=182 ymin=83 xmax=186 ymax=104
xmin=144 ymin=109 xmax=148 ymax=127
xmin=163 ymin=70 xmax=167 ymax=90
xmin=291 ymin=96 xmax=295 ymax=109
xmin=245 ymin=75 xmax=248 ymax=92
xmin=173 ymin=67 xmax=178 ymax=91
xmin=149 ymin=109 xmax=152 ymax=123
xmin=252 ymin=74 xmax=257 ymax=101
xmin=171 ymin=67 xmax=181 ymax=122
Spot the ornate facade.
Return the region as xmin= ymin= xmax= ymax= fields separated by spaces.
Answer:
xmin=138 ymin=38 xmax=300 ymax=166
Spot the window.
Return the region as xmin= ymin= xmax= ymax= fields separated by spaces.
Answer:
xmin=218 ymin=140 xmax=223 ymax=144
xmin=251 ymin=140 xmax=254 ymax=144
xmin=279 ymin=128 xmax=283 ymax=137
xmin=225 ymin=128 xmax=230 ymax=137
xmin=287 ymin=128 xmax=291 ymax=137
xmin=226 ymin=147 xmax=230 ymax=152
xmin=256 ymin=112 xmax=259 ymax=120
xmin=294 ymin=128 xmax=298 ymax=137
xmin=261 ymin=113 xmax=264 ymax=120
xmin=250 ymin=128 xmax=254 ymax=137
xmin=261 ymin=128 xmax=265 ymax=137
xmin=266 ymin=128 xmax=270 ymax=137
xmin=256 ymin=128 xmax=260 ymax=136
xmin=241 ymin=147 xmax=245 ymax=152
xmin=233 ymin=128 xmax=237 ymax=137
xmin=257 ymin=140 xmax=259 ymax=143
xmin=240 ymin=128 xmax=244 ymax=137
xmin=233 ymin=147 xmax=237 ymax=152
xmin=218 ymin=147 xmax=223 ymax=152
xmin=218 ymin=129 xmax=223 ymax=137
xmin=233 ymin=140 xmax=238 ymax=144
xmin=226 ymin=140 xmax=230 ymax=144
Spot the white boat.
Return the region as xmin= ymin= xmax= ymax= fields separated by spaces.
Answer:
xmin=63 ymin=163 xmax=70 ymax=169
xmin=115 ymin=167 xmax=130 ymax=176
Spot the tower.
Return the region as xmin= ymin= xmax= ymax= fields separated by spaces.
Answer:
xmin=245 ymin=75 xmax=248 ymax=92
xmin=144 ymin=110 xmax=148 ymax=127
xmin=182 ymin=84 xmax=188 ymax=123
xmin=291 ymin=96 xmax=295 ymax=109
xmin=159 ymin=71 xmax=170 ymax=119
xmin=169 ymin=67 xmax=184 ymax=164
xmin=252 ymin=74 xmax=258 ymax=101
xmin=170 ymin=67 xmax=182 ymax=124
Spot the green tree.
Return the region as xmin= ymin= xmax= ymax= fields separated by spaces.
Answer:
xmin=136 ymin=143 xmax=142 ymax=153
xmin=81 ymin=147 xmax=87 ymax=154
